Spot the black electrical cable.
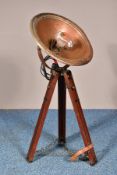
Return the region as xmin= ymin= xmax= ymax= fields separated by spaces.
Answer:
xmin=40 ymin=55 xmax=54 ymax=80
xmin=40 ymin=55 xmax=68 ymax=80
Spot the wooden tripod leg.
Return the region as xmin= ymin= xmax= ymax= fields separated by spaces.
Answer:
xmin=27 ymin=72 xmax=59 ymax=162
xmin=58 ymin=75 xmax=66 ymax=145
xmin=64 ymin=70 xmax=97 ymax=165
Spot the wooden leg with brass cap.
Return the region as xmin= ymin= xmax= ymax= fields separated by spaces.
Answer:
xmin=27 ymin=72 xmax=59 ymax=162
xmin=58 ymin=74 xmax=66 ymax=145
xmin=64 ymin=70 xmax=97 ymax=165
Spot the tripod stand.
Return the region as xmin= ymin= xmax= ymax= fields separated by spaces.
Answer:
xmin=27 ymin=61 xmax=97 ymax=165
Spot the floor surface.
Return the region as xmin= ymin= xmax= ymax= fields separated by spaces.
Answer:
xmin=0 ymin=109 xmax=117 ymax=175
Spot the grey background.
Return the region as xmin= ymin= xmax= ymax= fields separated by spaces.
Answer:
xmin=0 ymin=0 xmax=117 ymax=109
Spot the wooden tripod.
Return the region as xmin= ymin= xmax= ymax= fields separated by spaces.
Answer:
xmin=27 ymin=69 xmax=97 ymax=165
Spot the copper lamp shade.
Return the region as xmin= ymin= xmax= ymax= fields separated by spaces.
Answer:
xmin=30 ymin=13 xmax=93 ymax=66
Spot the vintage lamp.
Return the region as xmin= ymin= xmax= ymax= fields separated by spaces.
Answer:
xmin=27 ymin=13 xmax=97 ymax=165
